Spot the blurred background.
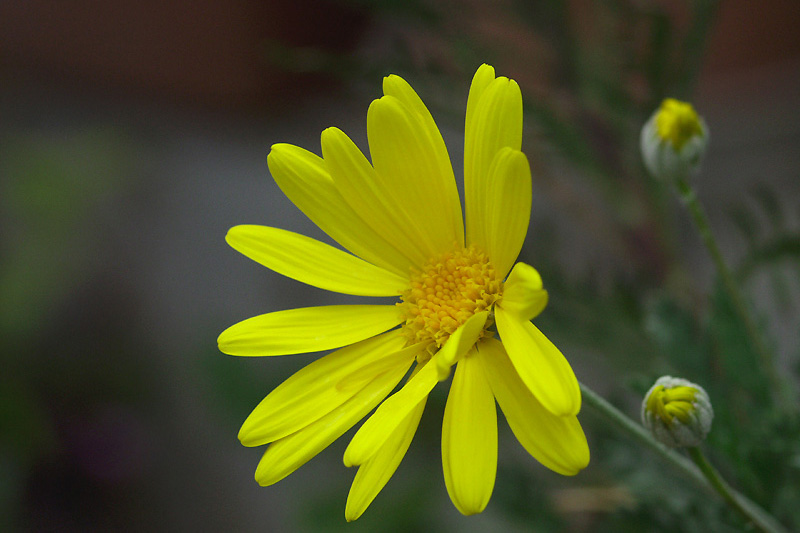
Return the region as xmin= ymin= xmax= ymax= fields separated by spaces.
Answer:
xmin=2 ymin=0 xmax=799 ymax=531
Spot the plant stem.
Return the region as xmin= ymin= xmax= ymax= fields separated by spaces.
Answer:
xmin=580 ymin=382 xmax=787 ymax=533
xmin=687 ymin=446 xmax=786 ymax=533
xmin=673 ymin=175 xmax=788 ymax=408
xmin=579 ymin=383 xmax=705 ymax=485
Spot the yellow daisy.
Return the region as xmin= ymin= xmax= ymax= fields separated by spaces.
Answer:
xmin=218 ymin=64 xmax=589 ymax=521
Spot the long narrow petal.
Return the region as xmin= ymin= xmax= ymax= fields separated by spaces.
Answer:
xmin=345 ymin=396 xmax=427 ymax=521
xmin=382 ymin=75 xmax=464 ymax=248
xmin=498 ymin=262 xmax=548 ymax=321
xmin=238 ymin=331 xmax=409 ymax=446
xmin=370 ymin=84 xmax=464 ymax=253
xmin=495 ymin=307 xmax=580 ymax=416
xmin=476 ymin=338 xmax=589 ymax=475
xmin=226 ymin=225 xmax=408 ymax=296
xmin=442 ymin=351 xmax=497 ymax=515
xmin=321 ymin=127 xmax=429 ymax=269
xmin=464 ymin=65 xmax=497 ymax=253
xmin=344 ymin=356 xmax=439 ymax=467
xmin=481 ymin=148 xmax=532 ymax=278
xmin=465 ymin=64 xmax=497 ymax=133
xmin=464 ymin=75 xmax=523 ymax=249
xmin=254 ymin=361 xmax=410 ymax=486
xmin=267 ymin=143 xmax=411 ymax=276
xmin=218 ymin=305 xmax=402 ymax=357
xmin=435 ymin=310 xmax=489 ymax=381
xmin=337 ymin=341 xmax=431 ymax=394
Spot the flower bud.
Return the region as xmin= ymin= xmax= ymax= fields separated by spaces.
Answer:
xmin=641 ymin=376 xmax=713 ymax=448
xmin=640 ymin=98 xmax=708 ymax=181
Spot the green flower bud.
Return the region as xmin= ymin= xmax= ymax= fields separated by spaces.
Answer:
xmin=640 ymin=98 xmax=708 ymax=181
xmin=641 ymin=376 xmax=713 ymax=448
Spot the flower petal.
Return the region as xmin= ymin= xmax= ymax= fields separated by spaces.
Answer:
xmin=495 ymin=307 xmax=580 ymax=416
xmin=267 ymin=143 xmax=411 ymax=276
xmin=238 ymin=331 xmax=409 ymax=447
xmin=435 ymin=310 xmax=489 ymax=381
xmin=320 ymin=127 xmax=429 ymax=269
xmin=481 ymin=148 xmax=531 ymax=278
xmin=337 ymin=341 xmax=431 ymax=394
xmin=226 ymin=225 xmax=408 ymax=296
xmin=464 ymin=73 xmax=523 ymax=250
xmin=476 ymin=338 xmax=589 ymax=475
xmin=345 ymin=396 xmax=427 ymax=521
xmin=344 ymin=356 xmax=439 ymax=467
xmin=465 ymin=64 xmax=498 ymax=132
xmin=254 ymin=361 xmax=409 ymax=486
xmin=498 ymin=262 xmax=548 ymax=321
xmin=442 ymin=351 xmax=497 ymax=515
xmin=218 ymin=305 xmax=402 ymax=357
xmin=376 ymin=78 xmax=465 ymax=249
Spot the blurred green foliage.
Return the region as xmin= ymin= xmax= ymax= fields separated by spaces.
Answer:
xmin=0 ymin=127 xmax=155 ymax=530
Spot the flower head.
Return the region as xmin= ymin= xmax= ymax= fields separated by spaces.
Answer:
xmin=641 ymin=98 xmax=708 ymax=181
xmin=642 ymin=376 xmax=713 ymax=448
xmin=218 ymin=64 xmax=589 ymax=520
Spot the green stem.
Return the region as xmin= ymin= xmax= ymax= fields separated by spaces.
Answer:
xmin=580 ymin=382 xmax=786 ymax=533
xmin=580 ymin=383 xmax=709 ymax=488
xmin=687 ymin=447 xmax=786 ymax=533
xmin=673 ymin=175 xmax=788 ymax=407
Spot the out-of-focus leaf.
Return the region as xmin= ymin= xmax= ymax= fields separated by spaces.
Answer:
xmin=752 ymin=184 xmax=785 ymax=229
xmin=643 ymin=295 xmax=706 ymax=378
xmin=737 ymin=235 xmax=800 ymax=281
xmin=727 ymin=203 xmax=761 ymax=246
xmin=707 ymin=282 xmax=769 ymax=403
xmin=643 ymin=8 xmax=672 ymax=104
xmin=673 ymin=0 xmax=720 ymax=97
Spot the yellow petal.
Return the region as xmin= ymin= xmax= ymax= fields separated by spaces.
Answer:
xmin=464 ymin=74 xmax=523 ymax=249
xmin=337 ymin=341 xmax=430 ymax=394
xmin=368 ymin=95 xmax=460 ymax=258
xmin=226 ymin=225 xmax=408 ymax=296
xmin=480 ymin=148 xmax=532 ymax=278
xmin=218 ymin=305 xmax=402 ymax=357
xmin=321 ymin=127 xmax=429 ymax=269
xmin=254 ymin=361 xmax=409 ymax=486
xmin=267 ymin=143 xmax=411 ymax=276
xmin=377 ymin=78 xmax=465 ymax=249
xmin=383 ymin=74 xmax=443 ymax=134
xmin=498 ymin=262 xmax=548 ymax=321
xmin=435 ymin=310 xmax=489 ymax=381
xmin=465 ymin=64 xmax=497 ymax=132
xmin=495 ymin=307 xmax=580 ymax=416
xmin=238 ymin=331 xmax=408 ymax=447
xmin=442 ymin=351 xmax=497 ymax=515
xmin=463 ymin=65 xmax=497 ymax=252
xmin=344 ymin=356 xmax=439 ymax=467
xmin=476 ymin=338 xmax=589 ymax=475
xmin=344 ymin=396 xmax=426 ymax=521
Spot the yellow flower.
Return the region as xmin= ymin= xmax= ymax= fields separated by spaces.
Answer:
xmin=218 ymin=64 xmax=589 ymax=520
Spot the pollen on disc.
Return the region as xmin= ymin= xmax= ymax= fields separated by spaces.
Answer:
xmin=398 ymin=244 xmax=501 ymax=348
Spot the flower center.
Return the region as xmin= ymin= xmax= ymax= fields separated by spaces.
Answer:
xmin=398 ymin=244 xmax=502 ymax=349
xmin=655 ymin=98 xmax=704 ymax=151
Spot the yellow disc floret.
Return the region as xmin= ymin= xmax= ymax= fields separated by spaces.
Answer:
xmin=655 ymin=98 xmax=704 ymax=151
xmin=399 ymin=245 xmax=502 ymax=348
